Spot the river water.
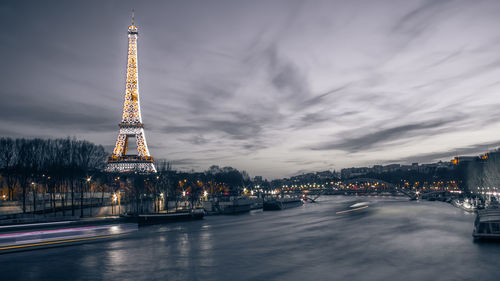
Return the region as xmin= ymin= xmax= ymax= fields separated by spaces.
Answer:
xmin=1 ymin=196 xmax=499 ymax=281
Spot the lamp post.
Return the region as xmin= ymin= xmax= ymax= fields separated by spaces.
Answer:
xmin=118 ymin=192 xmax=121 ymax=215
xmin=81 ymin=177 xmax=91 ymax=218
xmin=160 ymin=192 xmax=164 ymax=212
xmin=31 ymin=182 xmax=36 ymax=214
xmin=156 ymin=175 xmax=160 ymax=213
xmin=114 ymin=176 xmax=120 ymax=215
xmin=113 ymin=193 xmax=118 ymax=215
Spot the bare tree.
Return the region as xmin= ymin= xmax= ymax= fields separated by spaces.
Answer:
xmin=0 ymin=138 xmax=16 ymax=200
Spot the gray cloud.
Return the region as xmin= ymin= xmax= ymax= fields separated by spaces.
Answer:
xmin=392 ymin=0 xmax=452 ymax=37
xmin=164 ymin=112 xmax=264 ymax=141
xmin=267 ymin=46 xmax=309 ymax=102
xmin=311 ymin=119 xmax=461 ymax=152
xmin=301 ymin=113 xmax=330 ymax=124
xmin=0 ymin=90 xmax=116 ymax=133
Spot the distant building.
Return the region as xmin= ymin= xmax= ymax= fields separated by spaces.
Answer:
xmin=341 ymin=167 xmax=370 ymax=179
xmin=451 ymin=156 xmax=478 ymax=165
xmin=253 ymin=176 xmax=263 ymax=184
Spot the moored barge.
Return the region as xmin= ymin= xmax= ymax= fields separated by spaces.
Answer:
xmin=263 ymin=197 xmax=303 ymax=211
xmin=473 ymin=208 xmax=500 ymax=240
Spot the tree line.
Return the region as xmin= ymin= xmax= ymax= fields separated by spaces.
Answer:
xmin=0 ymin=137 xmax=106 ymax=215
xmin=0 ymin=137 xmax=252 ymax=216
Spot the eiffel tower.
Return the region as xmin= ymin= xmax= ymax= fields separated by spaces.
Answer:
xmin=106 ymin=13 xmax=156 ymax=173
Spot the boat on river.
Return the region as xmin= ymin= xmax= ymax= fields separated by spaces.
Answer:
xmin=473 ymin=208 xmax=500 ymax=240
xmin=452 ymin=198 xmax=478 ymax=212
xmin=217 ymin=198 xmax=254 ymax=214
xmin=203 ymin=197 xmax=261 ymax=214
xmin=263 ymin=196 xmax=303 ymax=211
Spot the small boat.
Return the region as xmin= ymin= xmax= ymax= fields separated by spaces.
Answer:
xmin=473 ymin=208 xmax=500 ymax=240
xmin=263 ymin=196 xmax=303 ymax=211
xmin=452 ymin=199 xmax=477 ymax=212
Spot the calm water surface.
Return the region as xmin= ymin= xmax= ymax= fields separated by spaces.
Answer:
xmin=2 ymin=196 xmax=499 ymax=281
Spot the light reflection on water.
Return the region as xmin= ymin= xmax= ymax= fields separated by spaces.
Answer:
xmin=2 ymin=196 xmax=500 ymax=281
xmin=199 ymin=223 xmax=214 ymax=268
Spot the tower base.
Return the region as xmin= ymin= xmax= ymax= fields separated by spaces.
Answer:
xmin=106 ymin=155 xmax=157 ymax=173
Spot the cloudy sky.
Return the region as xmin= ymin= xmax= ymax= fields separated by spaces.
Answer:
xmin=3 ymin=0 xmax=500 ymax=179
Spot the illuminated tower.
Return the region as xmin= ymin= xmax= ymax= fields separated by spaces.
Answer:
xmin=106 ymin=13 xmax=156 ymax=173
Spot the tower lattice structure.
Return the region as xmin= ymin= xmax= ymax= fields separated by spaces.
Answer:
xmin=106 ymin=14 xmax=156 ymax=173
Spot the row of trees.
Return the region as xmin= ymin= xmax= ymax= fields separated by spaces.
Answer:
xmin=0 ymin=137 xmax=253 ymax=216
xmin=0 ymin=137 xmax=107 ymax=215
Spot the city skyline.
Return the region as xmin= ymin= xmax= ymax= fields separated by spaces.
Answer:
xmin=3 ymin=0 xmax=500 ymax=179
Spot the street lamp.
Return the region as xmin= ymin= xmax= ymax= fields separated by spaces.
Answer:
xmin=112 ymin=193 xmax=118 ymax=215
xmin=160 ymin=192 xmax=164 ymax=211
xmin=31 ymin=182 xmax=36 ymax=213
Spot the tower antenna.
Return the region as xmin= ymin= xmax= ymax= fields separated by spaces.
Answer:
xmin=131 ymin=8 xmax=135 ymax=25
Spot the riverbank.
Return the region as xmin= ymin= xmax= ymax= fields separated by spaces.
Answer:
xmin=0 ymin=192 xmax=474 ymax=228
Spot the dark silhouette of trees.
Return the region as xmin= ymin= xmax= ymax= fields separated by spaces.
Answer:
xmin=207 ymin=165 xmax=249 ymax=195
xmin=0 ymin=138 xmax=16 ymax=200
xmin=0 ymin=138 xmax=107 ymax=215
xmin=0 ymin=137 xmax=255 ymax=217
